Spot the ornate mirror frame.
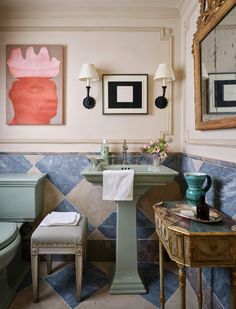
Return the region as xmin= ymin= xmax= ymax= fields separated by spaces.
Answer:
xmin=193 ymin=0 xmax=236 ymax=130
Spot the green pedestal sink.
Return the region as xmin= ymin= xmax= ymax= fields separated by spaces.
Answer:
xmin=81 ymin=163 xmax=178 ymax=294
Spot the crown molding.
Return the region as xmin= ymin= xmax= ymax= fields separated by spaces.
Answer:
xmin=0 ymin=25 xmax=170 ymax=32
xmin=0 ymin=7 xmax=180 ymax=21
xmin=178 ymin=0 xmax=198 ymax=18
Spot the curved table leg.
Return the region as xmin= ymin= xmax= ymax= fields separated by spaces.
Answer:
xmin=178 ymin=265 xmax=186 ymax=309
xmin=159 ymin=240 xmax=165 ymax=309
xmin=232 ymin=267 xmax=236 ymax=309
xmin=197 ymin=268 xmax=202 ymax=309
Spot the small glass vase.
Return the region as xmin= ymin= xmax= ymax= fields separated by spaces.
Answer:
xmin=153 ymin=156 xmax=161 ymax=167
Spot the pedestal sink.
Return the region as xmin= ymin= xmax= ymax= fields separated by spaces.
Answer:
xmin=81 ymin=163 xmax=178 ymax=294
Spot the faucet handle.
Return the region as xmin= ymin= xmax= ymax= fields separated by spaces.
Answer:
xmin=123 ymin=139 xmax=128 ymax=150
xmin=88 ymin=157 xmax=103 ymax=167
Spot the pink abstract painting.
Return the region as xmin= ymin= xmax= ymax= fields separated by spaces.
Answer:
xmin=6 ymin=45 xmax=63 ymax=125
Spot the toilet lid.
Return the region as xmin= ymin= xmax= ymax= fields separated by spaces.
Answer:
xmin=0 ymin=222 xmax=18 ymax=250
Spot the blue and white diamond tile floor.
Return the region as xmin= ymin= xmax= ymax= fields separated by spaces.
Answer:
xmin=9 ymin=261 xmax=198 ymax=309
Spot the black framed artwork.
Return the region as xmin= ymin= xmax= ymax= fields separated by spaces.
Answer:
xmin=208 ymin=73 xmax=236 ymax=114
xmin=102 ymin=74 xmax=148 ymax=114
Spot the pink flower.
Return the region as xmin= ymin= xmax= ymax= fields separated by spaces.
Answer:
xmin=143 ymin=138 xmax=171 ymax=158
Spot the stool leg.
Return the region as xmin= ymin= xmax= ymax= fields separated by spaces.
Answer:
xmin=31 ymin=248 xmax=39 ymax=303
xmin=46 ymin=254 xmax=52 ymax=275
xmin=75 ymin=248 xmax=83 ymax=301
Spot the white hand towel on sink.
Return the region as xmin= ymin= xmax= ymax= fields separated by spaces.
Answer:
xmin=103 ymin=170 xmax=134 ymax=201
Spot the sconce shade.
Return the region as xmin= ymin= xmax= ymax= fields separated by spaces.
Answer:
xmin=78 ymin=64 xmax=99 ymax=82
xmin=154 ymin=63 xmax=175 ymax=109
xmin=78 ymin=64 xmax=99 ymax=109
xmin=154 ymin=63 xmax=175 ymax=82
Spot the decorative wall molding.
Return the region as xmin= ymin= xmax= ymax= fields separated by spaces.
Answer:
xmin=159 ymin=28 xmax=174 ymax=139
xmin=185 ymin=130 xmax=236 ymax=147
xmin=0 ymin=138 xmax=149 ymax=145
xmin=0 ymin=25 xmax=167 ymax=33
xmin=0 ymin=25 xmax=174 ymax=145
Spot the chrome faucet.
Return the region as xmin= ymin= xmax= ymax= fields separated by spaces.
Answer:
xmin=122 ymin=139 xmax=128 ymax=164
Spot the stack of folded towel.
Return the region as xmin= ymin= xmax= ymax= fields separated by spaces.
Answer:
xmin=40 ymin=211 xmax=80 ymax=227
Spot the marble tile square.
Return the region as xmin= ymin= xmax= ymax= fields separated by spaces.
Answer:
xmin=32 ymin=179 xmax=64 ymax=228
xmin=9 ymin=281 xmax=69 ymax=309
xmin=139 ymin=154 xmax=152 ymax=165
xmin=98 ymin=208 xmax=155 ymax=240
xmin=97 ymin=212 xmax=116 ymax=239
xmin=0 ymin=154 xmax=32 ymax=173
xmin=87 ymin=240 xmax=115 ymax=261
xmin=139 ymin=262 xmax=178 ymax=307
xmin=137 ymin=208 xmax=155 ymax=239
xmin=74 ymin=285 xmax=156 ymax=309
xmin=87 ymin=229 xmax=107 ymax=240
xmin=162 ymin=154 xmax=179 ymax=172
xmin=67 ymin=179 xmax=116 ymax=227
xmin=24 ymin=154 xmax=44 ymax=165
xmin=138 ymin=240 xmax=159 ymax=262
xmin=200 ymin=162 xmax=236 ymax=217
xmin=165 ymin=280 xmax=199 ymax=309
xmin=55 ymin=199 xmax=79 ymax=212
xmin=203 ymin=268 xmax=230 ymax=309
xmin=46 ymin=262 xmax=109 ymax=308
xmin=137 ymin=180 xmax=182 ymax=222
xmin=192 ymin=159 xmax=203 ymax=172
xmin=36 ymin=154 xmax=89 ymax=195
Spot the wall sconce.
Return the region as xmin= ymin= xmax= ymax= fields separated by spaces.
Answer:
xmin=153 ymin=63 xmax=175 ymax=109
xmin=79 ymin=64 xmax=99 ymax=109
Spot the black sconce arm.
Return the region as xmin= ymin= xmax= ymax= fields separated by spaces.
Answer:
xmin=83 ymin=86 xmax=96 ymax=109
xmin=155 ymin=85 xmax=168 ymax=109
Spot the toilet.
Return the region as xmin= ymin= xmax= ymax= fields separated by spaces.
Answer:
xmin=0 ymin=173 xmax=46 ymax=309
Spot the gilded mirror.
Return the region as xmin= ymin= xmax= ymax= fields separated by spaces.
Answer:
xmin=193 ymin=0 xmax=236 ymax=130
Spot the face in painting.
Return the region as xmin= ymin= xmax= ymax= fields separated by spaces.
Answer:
xmin=8 ymin=77 xmax=58 ymax=124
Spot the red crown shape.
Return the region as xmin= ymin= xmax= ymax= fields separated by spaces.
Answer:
xmin=7 ymin=46 xmax=60 ymax=78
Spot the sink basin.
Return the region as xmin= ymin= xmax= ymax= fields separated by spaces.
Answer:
xmin=81 ymin=163 xmax=178 ymax=186
xmin=81 ymin=163 xmax=178 ymax=295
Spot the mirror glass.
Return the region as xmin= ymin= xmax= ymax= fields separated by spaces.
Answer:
xmin=200 ymin=6 xmax=236 ymax=123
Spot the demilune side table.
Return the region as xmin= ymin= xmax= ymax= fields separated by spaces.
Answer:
xmin=153 ymin=201 xmax=236 ymax=309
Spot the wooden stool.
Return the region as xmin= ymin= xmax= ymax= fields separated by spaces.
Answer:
xmin=31 ymin=215 xmax=87 ymax=303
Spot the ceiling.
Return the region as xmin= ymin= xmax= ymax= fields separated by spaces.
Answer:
xmin=0 ymin=0 xmax=191 ymax=20
xmin=0 ymin=0 xmax=184 ymax=9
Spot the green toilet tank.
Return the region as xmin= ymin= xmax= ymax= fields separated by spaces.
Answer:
xmin=0 ymin=173 xmax=46 ymax=222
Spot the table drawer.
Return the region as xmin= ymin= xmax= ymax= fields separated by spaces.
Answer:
xmin=184 ymin=237 xmax=235 ymax=266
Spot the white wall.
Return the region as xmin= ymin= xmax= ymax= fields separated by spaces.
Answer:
xmin=0 ymin=11 xmax=181 ymax=153
xmin=181 ymin=1 xmax=236 ymax=163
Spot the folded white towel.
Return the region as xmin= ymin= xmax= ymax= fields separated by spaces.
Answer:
xmin=40 ymin=212 xmax=81 ymax=227
xmin=103 ymin=170 xmax=134 ymax=201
